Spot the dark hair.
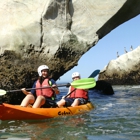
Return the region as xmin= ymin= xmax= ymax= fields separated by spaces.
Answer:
xmin=38 ymin=69 xmax=52 ymax=84
xmin=38 ymin=76 xmax=45 ymax=84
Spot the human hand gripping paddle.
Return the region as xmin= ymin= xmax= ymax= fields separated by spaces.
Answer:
xmin=0 ymin=76 xmax=98 ymax=96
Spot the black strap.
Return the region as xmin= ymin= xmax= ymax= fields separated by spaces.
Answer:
xmin=64 ymin=88 xmax=76 ymax=98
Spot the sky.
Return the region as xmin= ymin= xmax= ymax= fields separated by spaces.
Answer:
xmin=57 ymin=14 xmax=140 ymax=83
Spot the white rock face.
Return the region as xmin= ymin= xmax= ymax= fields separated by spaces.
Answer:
xmin=0 ymin=0 xmax=126 ymax=55
xmin=99 ymin=46 xmax=140 ymax=84
xmin=0 ymin=1 xmax=50 ymax=53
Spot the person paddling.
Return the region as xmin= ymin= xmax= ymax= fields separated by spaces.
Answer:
xmin=57 ymin=72 xmax=89 ymax=107
xmin=20 ymin=65 xmax=59 ymax=108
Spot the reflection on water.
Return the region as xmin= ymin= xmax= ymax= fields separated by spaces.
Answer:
xmin=0 ymin=86 xmax=140 ymax=140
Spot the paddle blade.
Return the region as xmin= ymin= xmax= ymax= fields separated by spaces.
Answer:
xmin=0 ymin=89 xmax=6 ymax=96
xmin=71 ymin=78 xmax=96 ymax=89
xmin=88 ymin=69 xmax=100 ymax=78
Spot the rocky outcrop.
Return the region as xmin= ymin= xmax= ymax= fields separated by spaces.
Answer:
xmin=98 ymin=46 xmax=140 ymax=85
xmin=0 ymin=0 xmax=140 ymax=103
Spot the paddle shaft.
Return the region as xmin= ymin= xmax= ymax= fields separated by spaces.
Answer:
xmin=6 ymin=83 xmax=70 ymax=93
xmin=0 ymin=70 xmax=98 ymax=95
xmin=64 ymin=88 xmax=76 ymax=98
xmin=0 ymin=77 xmax=96 ymax=96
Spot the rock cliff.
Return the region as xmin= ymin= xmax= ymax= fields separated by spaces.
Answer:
xmin=98 ymin=46 xmax=140 ymax=85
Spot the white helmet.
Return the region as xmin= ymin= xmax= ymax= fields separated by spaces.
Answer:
xmin=72 ymin=72 xmax=80 ymax=78
xmin=37 ymin=65 xmax=49 ymax=76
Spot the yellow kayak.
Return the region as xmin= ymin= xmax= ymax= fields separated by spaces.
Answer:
xmin=0 ymin=102 xmax=94 ymax=121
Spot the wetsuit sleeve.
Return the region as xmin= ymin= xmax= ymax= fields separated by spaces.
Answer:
xmin=50 ymin=79 xmax=56 ymax=85
xmin=30 ymin=81 xmax=37 ymax=96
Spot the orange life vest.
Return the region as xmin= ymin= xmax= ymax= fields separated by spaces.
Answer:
xmin=69 ymin=86 xmax=88 ymax=99
xmin=36 ymin=79 xmax=54 ymax=98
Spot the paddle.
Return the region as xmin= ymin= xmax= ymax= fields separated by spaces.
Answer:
xmin=0 ymin=78 xmax=96 ymax=96
xmin=88 ymin=69 xmax=100 ymax=78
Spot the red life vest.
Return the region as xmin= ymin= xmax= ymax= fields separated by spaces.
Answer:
xmin=36 ymin=79 xmax=54 ymax=97
xmin=70 ymin=86 xmax=88 ymax=99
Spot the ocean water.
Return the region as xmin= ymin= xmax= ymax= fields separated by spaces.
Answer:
xmin=0 ymin=85 xmax=140 ymax=140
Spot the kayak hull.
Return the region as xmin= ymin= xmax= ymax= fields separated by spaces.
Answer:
xmin=0 ymin=102 xmax=94 ymax=121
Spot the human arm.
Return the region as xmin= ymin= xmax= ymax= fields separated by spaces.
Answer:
xmin=21 ymin=88 xmax=32 ymax=95
xmin=21 ymin=81 xmax=36 ymax=96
